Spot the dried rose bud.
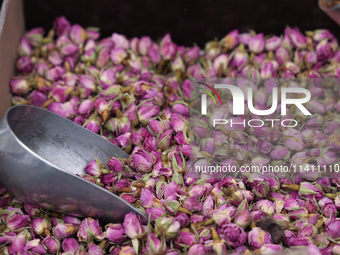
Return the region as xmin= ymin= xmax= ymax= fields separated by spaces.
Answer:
xmin=31 ymin=215 xmax=51 ymax=235
xmin=42 ymin=236 xmax=60 ymax=254
xmin=266 ymin=36 xmax=281 ymax=51
xmin=316 ymin=39 xmax=334 ymax=61
xmin=325 ymin=220 xmax=340 ymax=239
xmin=10 ymin=77 xmax=30 ymax=95
xmin=287 ymin=208 xmax=308 ymax=220
xmin=155 ymin=217 xmax=180 ymax=239
xmin=24 ymin=239 xmax=47 ymax=254
xmin=248 ymin=33 xmax=265 ymax=54
xmin=85 ymin=160 xmax=102 ymax=177
xmin=78 ymin=99 xmax=94 ymax=117
xmin=212 ymin=206 xmax=237 ymax=226
xmin=53 ymin=223 xmax=78 ymax=239
xmin=110 ymin=47 xmax=127 ymax=64
xmin=111 ymin=33 xmax=129 ymax=49
xmin=78 ymin=218 xmax=104 ymax=242
xmin=286 ymin=27 xmax=307 ymax=49
xmin=299 ymin=182 xmax=323 ymax=200
xmin=62 ymin=238 xmax=79 ymax=254
xmin=269 ymin=146 xmax=289 ymax=160
xmin=105 ymin=223 xmax=126 ymax=243
xmin=146 ymin=207 xmax=166 ymax=222
xmin=146 ymin=233 xmax=166 ymax=255
xmin=180 ymin=231 xmax=198 ymax=246
xmin=157 ymin=130 xmax=173 ymax=150
xmin=137 ymin=101 xmax=160 ymax=125
xmin=221 ymin=223 xmax=247 ymax=247
xmin=248 ymin=227 xmax=272 ymax=250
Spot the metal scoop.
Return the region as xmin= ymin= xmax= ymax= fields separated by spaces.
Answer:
xmin=319 ymin=0 xmax=340 ymax=26
xmin=0 ymin=105 xmax=147 ymax=224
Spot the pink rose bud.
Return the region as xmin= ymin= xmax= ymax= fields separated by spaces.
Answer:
xmin=110 ymin=47 xmax=127 ymax=64
xmin=221 ymin=29 xmax=239 ymax=49
xmin=248 ymin=227 xmax=272 ymax=250
xmin=24 ymin=239 xmax=47 ymax=254
xmin=299 ymin=182 xmax=323 ymax=200
xmin=313 ymin=29 xmax=333 ymax=41
xmin=78 ymin=99 xmax=95 ymax=117
xmin=182 ymin=196 xmax=202 ymax=213
xmin=148 ymin=119 xmax=167 ymax=134
xmin=16 ymin=56 xmax=34 ymax=74
xmin=12 ymin=96 xmax=28 ymax=105
xmin=157 ymin=130 xmax=173 ymax=150
xmin=316 ymin=39 xmax=334 ymax=62
xmin=275 ymin=46 xmax=289 ymax=65
xmin=129 ymin=149 xmax=156 ymax=173
xmin=180 ymin=231 xmax=198 ymax=246
xmin=287 ymin=208 xmax=309 ymax=220
xmin=232 ymin=50 xmax=249 ymax=69
xmin=60 ymin=43 xmax=79 ymax=56
xmin=85 ymin=160 xmax=102 ymax=177
xmin=10 ymin=77 xmax=30 ymax=95
xmin=18 ymin=37 xmax=32 ymax=56
xmin=99 ymin=69 xmax=116 ymax=89
xmin=143 ymin=206 xmax=163 ymax=222
xmin=255 ymin=139 xmax=273 ymax=155
xmin=146 ymin=233 xmax=166 ymax=254
xmin=54 ymin=16 xmax=71 ymax=36
xmin=111 ymin=33 xmax=129 ymax=49
xmin=53 ymin=223 xmax=78 ymax=239
xmin=212 ymin=206 xmax=237 ymax=226
xmin=123 ymin=212 xmax=143 ymax=239
xmin=69 ymin=24 xmax=86 ymax=44
xmin=63 ymin=216 xmax=81 ymax=226
xmin=28 ymin=91 xmax=47 ymax=107
xmin=31 ymin=215 xmax=51 ymax=235
xmin=48 ymin=102 xmax=76 ymax=118
xmin=140 ymin=187 xmax=155 ymax=209
xmin=24 ymin=27 xmax=44 ymax=47
xmin=24 ymin=204 xmax=41 ymax=218
xmin=148 ymin=43 xmax=161 ymax=63
xmin=107 ymin=157 xmax=123 ymax=173
xmin=6 ymin=212 xmax=30 ymax=231
xmin=84 ymin=118 xmax=100 ymax=133
xmin=155 ymin=217 xmax=181 ymax=239
xmin=160 ymin=34 xmax=177 ymax=60
xmin=62 ymin=238 xmax=79 ymax=253
xmin=265 ymin=36 xmax=281 ymax=51
xmin=248 ymin=33 xmax=265 ymax=54
xmin=138 ymin=36 xmax=152 ymax=55
xmin=86 ymin=27 xmax=100 ymax=40
xmin=77 ymin=218 xmax=104 ymax=242
xmin=269 ymin=146 xmax=289 ymax=160
xmin=287 ymin=27 xmax=307 ymax=49
xmin=42 ymin=236 xmax=60 ymax=254
xmin=213 ymin=54 xmax=229 ymax=73
xmin=304 ymin=51 xmax=317 ymax=65
xmin=137 ymin=101 xmax=160 ymax=125
xmin=260 ymin=244 xmax=282 ymax=254
xmin=105 ymin=223 xmax=126 ymax=243
xmin=222 ymin=223 xmax=247 ymax=247
xmin=299 ymin=224 xmax=318 ymax=239
xmin=87 ymin=243 xmax=103 ymax=255
xmin=184 ymin=46 xmax=200 ymax=64
xmin=106 ymin=112 xmax=131 ymax=136
xmin=119 ymin=246 xmax=136 ymax=255
xmin=325 ymin=220 xmax=340 ymax=239
xmin=187 ymin=244 xmax=206 ymax=255
xmin=255 ymin=200 xmax=275 ymax=215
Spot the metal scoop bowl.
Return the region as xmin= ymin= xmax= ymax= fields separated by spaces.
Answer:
xmin=0 ymin=105 xmax=147 ymax=224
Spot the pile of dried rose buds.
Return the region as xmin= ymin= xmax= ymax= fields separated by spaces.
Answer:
xmin=5 ymin=15 xmax=340 ymax=254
